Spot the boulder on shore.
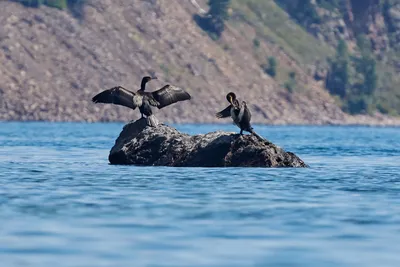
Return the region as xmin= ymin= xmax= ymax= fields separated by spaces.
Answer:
xmin=109 ymin=118 xmax=308 ymax=167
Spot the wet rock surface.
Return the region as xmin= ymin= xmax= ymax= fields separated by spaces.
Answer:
xmin=109 ymin=119 xmax=308 ymax=168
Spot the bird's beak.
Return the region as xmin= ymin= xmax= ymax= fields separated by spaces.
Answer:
xmin=151 ymin=76 xmax=158 ymax=80
xmin=229 ymin=95 xmax=233 ymax=104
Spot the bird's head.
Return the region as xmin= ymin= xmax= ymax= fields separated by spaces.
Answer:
xmin=143 ymin=76 xmax=157 ymax=83
xmin=141 ymin=76 xmax=157 ymax=90
xmin=226 ymin=92 xmax=237 ymax=105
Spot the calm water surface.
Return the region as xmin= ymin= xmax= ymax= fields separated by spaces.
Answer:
xmin=0 ymin=122 xmax=399 ymax=267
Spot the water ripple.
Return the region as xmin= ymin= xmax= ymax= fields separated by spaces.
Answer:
xmin=0 ymin=123 xmax=399 ymax=267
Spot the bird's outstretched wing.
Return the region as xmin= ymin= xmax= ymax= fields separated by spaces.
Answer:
xmin=150 ymin=85 xmax=191 ymax=109
xmin=216 ymin=105 xmax=232 ymax=118
xmin=92 ymin=86 xmax=139 ymax=110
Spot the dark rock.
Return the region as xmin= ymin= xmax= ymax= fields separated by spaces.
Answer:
xmin=109 ymin=118 xmax=308 ymax=168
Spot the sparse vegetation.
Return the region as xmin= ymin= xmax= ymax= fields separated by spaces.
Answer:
xmin=270 ymin=0 xmax=400 ymax=115
xmin=11 ymin=0 xmax=86 ymax=17
xmin=194 ymin=0 xmax=231 ymax=40
xmin=326 ymin=40 xmax=349 ymax=99
xmin=315 ymin=0 xmax=341 ymax=12
xmin=261 ymin=56 xmax=278 ymax=78
xmin=285 ymin=71 xmax=296 ymax=93
xmin=231 ymin=0 xmax=334 ymax=65
xmin=222 ymin=44 xmax=230 ymax=51
xmin=253 ymin=38 xmax=260 ymax=48
xmin=326 ymin=38 xmax=381 ymax=114
xmin=275 ymin=0 xmax=321 ymax=28
xmin=5 ymin=0 xmax=400 ymax=118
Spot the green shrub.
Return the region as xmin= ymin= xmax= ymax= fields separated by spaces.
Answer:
xmin=267 ymin=57 xmax=278 ymax=77
xmin=46 ymin=0 xmax=67 ymax=9
xmin=12 ymin=0 xmax=86 ymax=17
xmin=376 ymin=102 xmax=391 ymax=114
xmin=315 ymin=0 xmax=341 ymax=11
xmin=261 ymin=56 xmax=278 ymax=78
xmin=285 ymin=71 xmax=296 ymax=93
xmin=223 ymin=44 xmax=230 ymax=51
xmin=325 ymin=38 xmax=381 ymax=114
xmin=253 ymin=38 xmax=260 ymax=48
xmin=194 ymin=0 xmax=231 ymax=40
xmin=209 ymin=0 xmax=231 ymax=20
xmin=344 ymin=95 xmax=372 ymax=115
xmin=326 ymin=40 xmax=350 ymax=98
xmin=275 ymin=0 xmax=321 ymax=28
xmin=14 ymin=0 xmax=44 ymax=7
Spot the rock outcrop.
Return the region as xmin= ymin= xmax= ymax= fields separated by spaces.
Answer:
xmin=108 ymin=119 xmax=308 ymax=168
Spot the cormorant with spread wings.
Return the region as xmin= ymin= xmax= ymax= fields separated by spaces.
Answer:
xmin=92 ymin=76 xmax=191 ymax=126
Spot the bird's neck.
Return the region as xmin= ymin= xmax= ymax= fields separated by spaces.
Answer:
xmin=140 ymin=80 xmax=148 ymax=91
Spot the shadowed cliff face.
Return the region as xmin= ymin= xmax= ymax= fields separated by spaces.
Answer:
xmin=108 ymin=118 xmax=308 ymax=168
xmin=277 ymin=0 xmax=396 ymax=50
xmin=348 ymin=0 xmax=375 ymax=31
xmin=348 ymin=0 xmax=389 ymax=52
xmin=333 ymin=0 xmax=399 ymax=54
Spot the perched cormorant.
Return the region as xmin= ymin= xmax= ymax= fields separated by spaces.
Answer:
xmin=216 ymin=92 xmax=264 ymax=140
xmin=92 ymin=76 xmax=191 ymax=126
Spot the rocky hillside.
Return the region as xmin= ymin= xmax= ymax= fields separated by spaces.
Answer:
xmin=276 ymin=0 xmax=400 ymax=115
xmin=0 ymin=0 xmax=399 ymax=125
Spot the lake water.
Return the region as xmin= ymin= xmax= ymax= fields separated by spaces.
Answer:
xmin=0 ymin=122 xmax=399 ymax=267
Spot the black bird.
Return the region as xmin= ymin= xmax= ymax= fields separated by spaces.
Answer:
xmin=216 ymin=92 xmax=264 ymax=140
xmin=92 ymin=76 xmax=191 ymax=126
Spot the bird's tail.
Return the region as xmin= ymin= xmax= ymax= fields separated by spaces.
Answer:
xmin=147 ymin=115 xmax=160 ymax=127
xmin=249 ymin=127 xmax=265 ymax=142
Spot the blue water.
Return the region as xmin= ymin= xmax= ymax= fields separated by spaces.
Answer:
xmin=0 ymin=122 xmax=399 ymax=267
